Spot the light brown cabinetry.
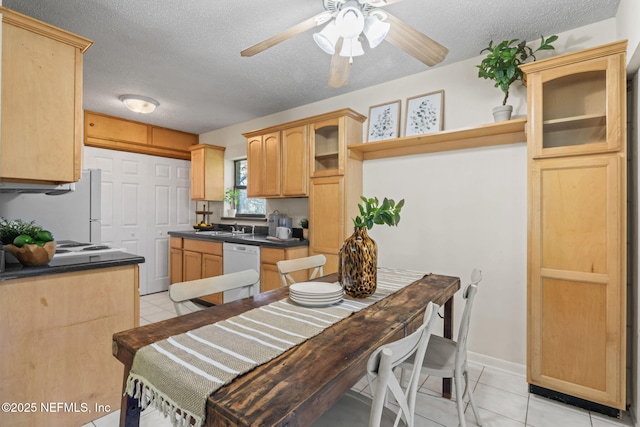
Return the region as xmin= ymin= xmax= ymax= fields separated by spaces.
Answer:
xmin=189 ymin=144 xmax=225 ymax=201
xmin=0 ymin=7 xmax=92 ymax=184
xmin=282 ymin=125 xmax=309 ymax=196
xmin=0 ymin=265 xmax=139 ymax=427
xmin=170 ymin=237 xmax=184 ymax=284
xmin=308 ymin=110 xmax=366 ymax=273
xmin=260 ymin=246 xmax=309 ymax=292
xmin=244 ymin=126 xmax=309 ymax=198
xmin=521 ymin=41 xmax=627 ymax=411
xmin=179 ymin=239 xmax=224 ymax=305
xmin=84 ymin=111 xmax=198 ymax=160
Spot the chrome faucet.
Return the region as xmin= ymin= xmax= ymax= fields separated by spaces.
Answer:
xmin=251 ymin=225 xmax=256 ymax=235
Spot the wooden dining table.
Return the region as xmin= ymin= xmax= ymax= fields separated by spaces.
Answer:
xmin=112 ymin=272 xmax=460 ymax=427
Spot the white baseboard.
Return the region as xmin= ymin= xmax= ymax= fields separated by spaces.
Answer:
xmin=467 ymin=351 xmax=527 ymax=377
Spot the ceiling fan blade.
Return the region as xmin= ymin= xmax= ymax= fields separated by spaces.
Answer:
xmin=241 ymin=12 xmax=330 ymax=57
xmin=383 ymin=13 xmax=448 ymax=66
xmin=328 ymin=39 xmax=350 ymax=88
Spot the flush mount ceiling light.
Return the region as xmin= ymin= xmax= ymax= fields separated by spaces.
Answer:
xmin=119 ymin=95 xmax=159 ymax=114
xmin=241 ymin=0 xmax=448 ymax=89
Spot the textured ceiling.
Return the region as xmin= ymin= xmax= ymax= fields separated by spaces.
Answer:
xmin=3 ymin=0 xmax=621 ymax=134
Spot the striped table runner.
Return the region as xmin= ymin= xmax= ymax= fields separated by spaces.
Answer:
xmin=126 ymin=268 xmax=427 ymax=427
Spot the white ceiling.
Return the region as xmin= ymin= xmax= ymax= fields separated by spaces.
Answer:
xmin=4 ymin=0 xmax=621 ymax=135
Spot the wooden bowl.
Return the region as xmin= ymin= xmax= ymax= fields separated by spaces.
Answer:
xmin=3 ymin=241 xmax=56 ymax=266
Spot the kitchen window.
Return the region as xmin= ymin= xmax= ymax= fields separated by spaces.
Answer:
xmin=234 ymin=159 xmax=266 ymax=217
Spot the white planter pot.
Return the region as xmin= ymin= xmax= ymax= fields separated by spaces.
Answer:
xmin=492 ymin=105 xmax=513 ymax=122
xmin=227 ymin=208 xmax=237 ymax=217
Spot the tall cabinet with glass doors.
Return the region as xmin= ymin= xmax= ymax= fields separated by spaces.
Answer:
xmin=521 ymin=40 xmax=627 ymax=415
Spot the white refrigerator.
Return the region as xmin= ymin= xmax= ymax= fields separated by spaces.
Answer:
xmin=0 ymin=170 xmax=102 ymax=243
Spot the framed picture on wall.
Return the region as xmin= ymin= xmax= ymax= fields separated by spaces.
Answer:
xmin=404 ymin=90 xmax=444 ymax=137
xmin=367 ymin=100 xmax=401 ymax=142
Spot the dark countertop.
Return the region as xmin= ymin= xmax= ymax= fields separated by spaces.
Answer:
xmin=168 ymin=230 xmax=309 ymax=249
xmin=0 ymin=252 xmax=145 ymax=282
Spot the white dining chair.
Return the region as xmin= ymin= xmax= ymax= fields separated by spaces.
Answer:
xmin=276 ymin=254 xmax=326 ymax=287
xmin=169 ymin=269 xmax=259 ymax=315
xmin=401 ymin=268 xmax=483 ymax=427
xmin=312 ymin=302 xmax=440 ymax=427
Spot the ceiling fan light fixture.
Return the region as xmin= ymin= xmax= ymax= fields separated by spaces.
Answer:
xmin=363 ymin=14 xmax=390 ymax=48
xmin=339 ymin=37 xmax=365 ymax=58
xmin=119 ymin=95 xmax=159 ymax=114
xmin=335 ymin=5 xmax=365 ymax=39
xmin=313 ymin=21 xmax=340 ymax=54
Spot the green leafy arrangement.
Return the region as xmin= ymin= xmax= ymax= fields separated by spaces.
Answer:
xmin=477 ymin=35 xmax=558 ymax=105
xmin=0 ymin=218 xmax=49 ymax=245
xmin=299 ymin=218 xmax=308 ymax=229
xmin=353 ymin=196 xmax=404 ymax=230
xmin=224 ymin=188 xmax=241 ymax=208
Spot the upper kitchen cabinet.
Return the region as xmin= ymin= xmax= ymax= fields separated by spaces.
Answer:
xmin=0 ymin=7 xmax=92 ymax=183
xmin=244 ymin=127 xmax=307 ymax=198
xmin=522 ymin=41 xmax=627 ymax=414
xmin=85 ymin=111 xmax=198 ymax=160
xmin=243 ymin=109 xmax=365 ymax=198
xmin=521 ymin=41 xmax=626 ymax=159
xmin=189 ymin=144 xmax=225 ymax=201
xmin=281 ymin=125 xmax=309 ymax=196
xmin=246 ymin=132 xmax=281 ymax=198
xmin=310 ymin=110 xmax=366 ymax=177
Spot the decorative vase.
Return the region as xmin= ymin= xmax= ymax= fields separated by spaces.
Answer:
xmin=492 ymin=105 xmax=513 ymax=122
xmin=302 ymin=228 xmax=309 ymax=240
xmin=339 ymin=227 xmax=378 ymax=298
xmin=227 ymin=208 xmax=237 ymax=217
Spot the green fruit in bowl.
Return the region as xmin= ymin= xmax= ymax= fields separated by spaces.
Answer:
xmin=13 ymin=234 xmax=35 ymax=247
xmin=36 ymin=230 xmax=54 ymax=242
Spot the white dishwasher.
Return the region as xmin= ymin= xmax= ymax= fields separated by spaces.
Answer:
xmin=223 ymin=242 xmax=261 ymax=302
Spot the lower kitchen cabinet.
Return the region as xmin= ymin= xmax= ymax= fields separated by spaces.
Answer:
xmin=170 ymin=237 xmax=184 ymax=284
xmin=173 ymin=239 xmax=224 ymax=305
xmin=260 ymin=246 xmax=309 ymax=292
xmin=0 ymin=265 xmax=139 ymax=427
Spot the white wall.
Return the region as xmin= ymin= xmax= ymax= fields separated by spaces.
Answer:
xmin=200 ymin=19 xmax=618 ymax=368
xmin=616 ymin=1 xmax=640 ymax=421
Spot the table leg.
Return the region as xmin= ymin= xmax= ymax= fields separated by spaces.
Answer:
xmin=119 ymin=366 xmax=141 ymax=427
xmin=442 ymin=296 xmax=453 ymax=399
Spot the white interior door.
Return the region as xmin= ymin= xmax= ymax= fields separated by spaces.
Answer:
xmin=84 ymin=147 xmax=195 ymax=295
xmin=147 ymin=157 xmax=193 ymax=294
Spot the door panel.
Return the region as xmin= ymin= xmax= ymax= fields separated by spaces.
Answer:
xmin=84 ymin=146 xmax=195 ymax=295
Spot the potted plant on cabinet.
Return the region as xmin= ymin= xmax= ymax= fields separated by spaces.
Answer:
xmin=224 ymin=188 xmax=240 ymax=217
xmin=340 ymin=196 xmax=404 ymax=298
xmin=477 ymin=35 xmax=557 ymax=121
xmin=299 ymin=218 xmax=309 ymax=240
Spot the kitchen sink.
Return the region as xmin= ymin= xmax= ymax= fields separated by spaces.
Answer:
xmin=195 ymin=231 xmax=233 ymax=236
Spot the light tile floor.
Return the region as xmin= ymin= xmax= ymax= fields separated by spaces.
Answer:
xmin=84 ymin=291 xmax=635 ymax=427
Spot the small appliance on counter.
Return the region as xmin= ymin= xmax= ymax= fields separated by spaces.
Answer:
xmin=268 ymin=210 xmax=293 ymax=237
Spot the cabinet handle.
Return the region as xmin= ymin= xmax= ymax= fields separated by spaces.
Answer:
xmin=89 ymin=122 xmax=95 ymax=127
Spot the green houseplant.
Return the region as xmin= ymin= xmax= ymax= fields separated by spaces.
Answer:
xmin=299 ymin=218 xmax=309 ymax=240
xmin=224 ymin=188 xmax=241 ymax=217
xmin=340 ymin=196 xmax=405 ymax=298
xmin=477 ymin=35 xmax=557 ymax=121
xmin=0 ymin=218 xmax=56 ymax=266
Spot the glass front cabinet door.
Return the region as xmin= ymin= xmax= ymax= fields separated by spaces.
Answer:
xmin=521 ymin=41 xmax=626 ymax=159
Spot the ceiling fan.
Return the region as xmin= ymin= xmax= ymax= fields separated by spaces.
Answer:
xmin=241 ymin=0 xmax=449 ymax=88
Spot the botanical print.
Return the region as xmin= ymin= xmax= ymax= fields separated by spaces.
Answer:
xmin=408 ymin=99 xmax=438 ymax=134
xmin=405 ymin=91 xmax=443 ymax=137
xmin=370 ymin=106 xmax=395 ymax=140
xmin=367 ymin=101 xmax=400 ymax=142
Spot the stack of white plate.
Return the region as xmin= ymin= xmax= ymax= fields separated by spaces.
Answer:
xmin=289 ymin=282 xmax=344 ymax=307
